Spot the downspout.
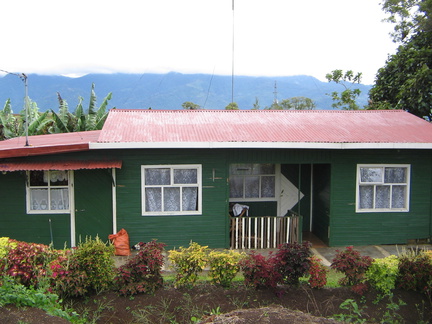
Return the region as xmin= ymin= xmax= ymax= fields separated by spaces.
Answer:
xmin=70 ymin=170 xmax=76 ymax=247
xmin=112 ymin=168 xmax=117 ymax=234
xmin=310 ymin=164 xmax=313 ymax=232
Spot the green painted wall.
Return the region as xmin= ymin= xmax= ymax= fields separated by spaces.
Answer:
xmin=114 ymin=149 xmax=229 ymax=249
xmin=328 ymin=150 xmax=432 ymax=246
xmin=0 ymin=171 xmax=70 ymax=249
xmin=0 ymin=147 xmax=430 ymax=249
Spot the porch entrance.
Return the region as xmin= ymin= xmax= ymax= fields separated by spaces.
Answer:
xmin=228 ymin=163 xmax=331 ymax=248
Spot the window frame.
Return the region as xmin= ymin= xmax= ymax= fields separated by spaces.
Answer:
xmin=26 ymin=170 xmax=73 ymax=214
xmin=355 ymin=164 xmax=411 ymax=213
xmin=141 ymin=164 xmax=202 ymax=216
xmin=228 ymin=163 xmax=280 ymax=202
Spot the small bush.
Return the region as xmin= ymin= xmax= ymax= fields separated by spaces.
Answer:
xmin=274 ymin=241 xmax=312 ymax=285
xmin=115 ymin=240 xmax=166 ymax=296
xmin=48 ymin=250 xmax=89 ymax=298
xmin=308 ymin=256 xmax=328 ymax=289
xmin=208 ymin=250 xmax=244 ymax=287
xmin=331 ymin=246 xmax=372 ymax=292
xmin=365 ymin=255 xmax=399 ymax=294
xmin=239 ymin=251 xmax=282 ymax=289
xmin=0 ymin=237 xmax=17 ymax=258
xmin=168 ymin=241 xmax=209 ymax=288
xmin=50 ymin=236 xmax=115 ymax=297
xmin=396 ymin=250 xmax=432 ymax=294
xmin=0 ymin=239 xmax=56 ymax=287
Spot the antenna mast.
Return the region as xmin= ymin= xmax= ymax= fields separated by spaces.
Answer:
xmin=231 ymin=0 xmax=235 ymax=104
xmin=273 ymin=81 xmax=278 ymax=105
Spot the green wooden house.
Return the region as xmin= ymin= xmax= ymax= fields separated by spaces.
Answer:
xmin=1 ymin=109 xmax=432 ymax=249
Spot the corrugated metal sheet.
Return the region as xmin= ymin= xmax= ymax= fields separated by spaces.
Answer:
xmin=98 ymin=110 xmax=432 ymax=144
xmin=0 ymin=131 xmax=101 ymax=158
xmin=0 ymin=160 xmax=122 ymax=172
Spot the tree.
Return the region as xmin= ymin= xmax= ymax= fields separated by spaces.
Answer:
xmin=252 ymin=97 xmax=260 ymax=110
xmin=225 ymin=102 xmax=239 ymax=110
xmin=182 ymin=101 xmax=201 ymax=110
xmin=368 ymin=0 xmax=432 ymax=120
xmin=325 ymin=70 xmax=363 ymax=110
xmin=51 ymin=83 xmax=112 ymax=132
xmin=280 ymin=97 xmax=316 ymax=110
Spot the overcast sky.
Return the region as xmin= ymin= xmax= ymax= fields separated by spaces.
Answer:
xmin=0 ymin=0 xmax=397 ymax=85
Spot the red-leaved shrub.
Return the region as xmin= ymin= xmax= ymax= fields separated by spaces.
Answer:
xmin=114 ymin=240 xmax=166 ymax=296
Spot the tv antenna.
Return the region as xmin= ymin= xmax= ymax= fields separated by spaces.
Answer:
xmin=273 ymin=81 xmax=278 ymax=105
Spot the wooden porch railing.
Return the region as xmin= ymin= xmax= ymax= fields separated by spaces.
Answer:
xmin=230 ymin=215 xmax=301 ymax=249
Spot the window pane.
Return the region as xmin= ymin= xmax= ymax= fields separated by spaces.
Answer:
xmin=375 ymin=186 xmax=390 ymax=208
xmin=145 ymin=187 xmax=162 ymax=212
xmin=30 ymin=189 xmax=49 ymax=210
xmin=229 ymin=176 xmax=243 ymax=198
xmin=50 ymin=188 xmax=69 ymax=210
xmin=174 ymin=169 xmax=197 ymax=184
xmin=182 ymin=187 xmax=198 ymax=211
xmin=230 ymin=164 xmax=252 ymax=175
xmin=392 ymin=185 xmax=406 ymax=208
xmin=29 ymin=171 xmax=47 ymax=186
xmin=164 ymin=187 xmax=180 ymax=211
xmin=360 ymin=167 xmax=382 ymax=182
xmin=257 ymin=164 xmax=275 ymax=175
xmin=244 ymin=176 xmax=259 ymax=198
xmin=385 ymin=168 xmax=406 ymax=183
xmin=145 ymin=168 xmax=170 ymax=185
xmin=359 ymin=186 xmax=373 ymax=209
xmin=49 ymin=171 xmax=68 ymax=186
xmin=261 ymin=176 xmax=275 ymax=198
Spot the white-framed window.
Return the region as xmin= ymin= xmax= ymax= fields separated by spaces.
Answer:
xmin=229 ymin=163 xmax=278 ymax=201
xmin=141 ymin=165 xmax=202 ymax=215
xmin=356 ymin=164 xmax=410 ymax=212
xmin=26 ymin=170 xmax=72 ymax=214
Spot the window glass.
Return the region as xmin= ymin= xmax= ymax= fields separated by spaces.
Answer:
xmin=142 ymin=165 xmax=201 ymax=215
xmin=360 ymin=167 xmax=382 ymax=182
xmin=357 ymin=165 xmax=409 ymax=212
xmin=174 ymin=169 xmax=197 ymax=184
xmin=145 ymin=168 xmax=170 ymax=185
xmin=27 ymin=170 xmax=70 ymax=213
xmin=229 ymin=164 xmax=276 ymax=200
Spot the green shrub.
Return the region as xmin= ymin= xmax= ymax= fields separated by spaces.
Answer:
xmin=115 ymin=240 xmax=166 ymax=295
xmin=396 ymin=250 xmax=432 ymax=294
xmin=239 ymin=251 xmax=282 ymax=289
xmin=50 ymin=236 xmax=115 ymax=297
xmin=365 ymin=255 xmax=399 ymax=294
xmin=308 ymin=256 xmax=328 ymax=289
xmin=208 ymin=250 xmax=244 ymax=287
xmin=274 ymin=241 xmax=312 ymax=285
xmin=0 ymin=237 xmax=17 ymax=258
xmin=168 ymin=241 xmax=209 ymax=288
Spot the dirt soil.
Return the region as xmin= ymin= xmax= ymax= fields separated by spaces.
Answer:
xmin=0 ymin=283 xmax=431 ymax=324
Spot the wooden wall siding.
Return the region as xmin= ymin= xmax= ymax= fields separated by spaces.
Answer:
xmin=329 ymin=150 xmax=432 ymax=246
xmin=115 ymin=149 xmax=230 ymax=249
xmin=0 ymin=171 xmax=70 ymax=248
xmin=74 ymin=169 xmax=113 ymax=244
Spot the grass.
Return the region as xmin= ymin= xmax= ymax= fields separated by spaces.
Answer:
xmin=162 ymin=267 xmax=344 ymax=288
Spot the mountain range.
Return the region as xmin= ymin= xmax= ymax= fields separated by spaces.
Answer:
xmin=0 ymin=72 xmax=372 ymax=112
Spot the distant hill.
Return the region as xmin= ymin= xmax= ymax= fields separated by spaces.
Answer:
xmin=0 ymin=72 xmax=371 ymax=112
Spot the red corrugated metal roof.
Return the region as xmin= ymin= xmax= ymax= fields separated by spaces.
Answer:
xmin=0 ymin=131 xmax=101 ymax=158
xmin=0 ymin=160 xmax=122 ymax=172
xmin=97 ymin=109 xmax=432 ymax=145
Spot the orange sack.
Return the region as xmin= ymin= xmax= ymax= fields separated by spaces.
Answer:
xmin=108 ymin=228 xmax=131 ymax=256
